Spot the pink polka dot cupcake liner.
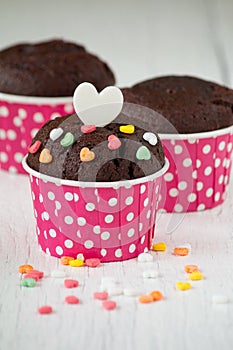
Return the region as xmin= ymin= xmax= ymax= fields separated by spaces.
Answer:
xmin=22 ymin=157 xmax=169 ymax=262
xmin=158 ymin=126 xmax=233 ymax=212
xmin=0 ymin=93 xmax=74 ymax=174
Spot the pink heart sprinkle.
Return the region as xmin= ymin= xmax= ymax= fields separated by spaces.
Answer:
xmin=29 ymin=140 xmax=41 ymax=154
xmin=81 ymin=125 xmax=96 ymax=134
xmin=64 ymin=279 xmax=79 ymax=288
xmin=108 ymin=135 xmax=121 ymax=150
xmin=102 ymin=300 xmax=117 ymax=310
xmin=93 ymin=292 xmax=108 ymax=300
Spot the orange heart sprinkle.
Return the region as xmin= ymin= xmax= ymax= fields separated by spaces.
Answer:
xmin=80 ymin=147 xmax=95 ymax=162
xmin=138 ymin=295 xmax=154 ymax=304
xmin=39 ymin=148 xmax=53 ymax=164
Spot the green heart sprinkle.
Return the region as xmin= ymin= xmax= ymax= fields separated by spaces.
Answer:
xmin=60 ymin=132 xmax=74 ymax=147
xmin=20 ymin=278 xmax=36 ymax=288
xmin=136 ymin=146 xmax=151 ymax=160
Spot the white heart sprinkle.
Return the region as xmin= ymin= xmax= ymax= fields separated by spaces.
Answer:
xmin=143 ymin=132 xmax=158 ymax=146
xmin=73 ymin=82 xmax=124 ymax=127
xmin=123 ymin=288 xmax=141 ymax=297
xmin=143 ymin=269 xmax=159 ymax=279
xmin=212 ymin=295 xmax=229 ymax=304
xmin=100 ymin=277 xmax=117 ymax=290
xmin=50 ymin=127 xmax=64 ymax=141
xmin=107 ymin=286 xmax=123 ymax=296
xmin=137 ymin=252 xmax=153 ymax=263
xmin=51 ymin=270 xmax=66 ymax=278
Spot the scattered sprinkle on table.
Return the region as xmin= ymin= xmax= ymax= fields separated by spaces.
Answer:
xmin=139 ymin=295 xmax=154 ymax=304
xmin=176 ymin=282 xmax=191 ymax=291
xmin=29 ymin=270 xmax=44 ymax=279
xmin=60 ymin=256 xmax=75 ymax=265
xmin=102 ymin=300 xmax=117 ymax=310
xmin=100 ymin=277 xmax=117 ymax=290
xmin=185 ymin=265 xmax=198 ymax=273
xmin=64 ymin=279 xmax=79 ymax=288
xmin=212 ymin=295 xmax=229 ymax=304
xmin=85 ymin=258 xmax=101 ymax=268
xmin=143 ymin=269 xmax=159 ymax=279
xmin=150 ymin=290 xmax=163 ymax=301
xmin=188 ymin=271 xmax=203 ymax=281
xmin=152 ymin=242 xmax=167 ymax=251
xmin=38 ymin=306 xmax=53 ymax=314
xmin=18 ymin=264 xmax=34 ymax=274
xmin=123 ymin=288 xmax=141 ymax=297
xmin=65 ymin=296 xmax=80 ymax=304
xmin=138 ymin=252 xmax=153 ymax=263
xmin=51 ymin=270 xmax=66 ymax=278
xmin=174 ymin=247 xmax=189 ymax=256
xmin=21 ymin=278 xmax=37 ymax=288
xmin=94 ymin=292 xmax=108 ymax=300
xmin=107 ymin=286 xmax=123 ymax=296
xmin=23 ymin=273 xmax=39 ymax=281
xmin=69 ymin=259 xmax=84 ymax=267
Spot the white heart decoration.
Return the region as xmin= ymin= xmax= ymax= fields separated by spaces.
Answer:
xmin=73 ymin=82 xmax=124 ymax=127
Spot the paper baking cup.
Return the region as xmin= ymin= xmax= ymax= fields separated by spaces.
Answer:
xmin=158 ymin=126 xmax=233 ymax=212
xmin=0 ymin=93 xmax=74 ymax=174
xmin=22 ymin=157 xmax=168 ymax=262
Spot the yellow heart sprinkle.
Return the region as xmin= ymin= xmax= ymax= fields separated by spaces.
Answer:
xmin=176 ymin=282 xmax=191 ymax=291
xmin=69 ymin=259 xmax=84 ymax=267
xmin=188 ymin=271 xmax=203 ymax=281
xmin=80 ymin=147 xmax=95 ymax=162
xmin=119 ymin=124 xmax=135 ymax=134
xmin=152 ymin=242 xmax=167 ymax=252
xmin=39 ymin=148 xmax=53 ymax=164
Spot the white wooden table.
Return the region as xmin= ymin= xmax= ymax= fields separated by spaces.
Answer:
xmin=1 ymin=1 xmax=233 ymax=350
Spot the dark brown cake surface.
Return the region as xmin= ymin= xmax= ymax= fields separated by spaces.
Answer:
xmin=0 ymin=39 xmax=115 ymax=97
xmin=27 ymin=114 xmax=165 ymax=182
xmin=122 ymin=76 xmax=233 ymax=133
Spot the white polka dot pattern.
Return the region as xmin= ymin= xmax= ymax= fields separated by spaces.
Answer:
xmin=159 ymin=133 xmax=233 ymax=213
xmin=28 ymin=173 xmax=162 ymax=262
xmin=0 ymin=99 xmax=74 ymax=173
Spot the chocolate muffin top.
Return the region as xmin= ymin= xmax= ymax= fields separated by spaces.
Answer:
xmin=26 ymin=114 xmax=165 ymax=182
xmin=0 ymin=39 xmax=115 ymax=97
xmin=122 ymin=76 xmax=233 ymax=133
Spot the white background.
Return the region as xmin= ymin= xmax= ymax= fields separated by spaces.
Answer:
xmin=1 ymin=1 xmax=233 ymax=350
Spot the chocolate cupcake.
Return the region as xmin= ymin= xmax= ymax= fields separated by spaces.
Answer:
xmin=27 ymin=115 xmax=165 ymax=182
xmin=23 ymin=83 xmax=168 ymax=262
xmin=122 ymin=76 xmax=233 ymax=212
xmin=122 ymin=76 xmax=233 ymax=133
xmin=0 ymin=39 xmax=115 ymax=174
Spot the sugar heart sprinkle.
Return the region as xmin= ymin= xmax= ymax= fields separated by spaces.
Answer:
xmin=81 ymin=125 xmax=96 ymax=134
xmin=29 ymin=140 xmax=41 ymax=154
xmin=119 ymin=124 xmax=135 ymax=134
xmin=143 ymin=132 xmax=158 ymax=146
xmin=50 ymin=127 xmax=64 ymax=141
xmin=80 ymin=147 xmax=95 ymax=162
xmin=108 ymin=135 xmax=121 ymax=150
xmin=60 ymin=132 xmax=74 ymax=147
xmin=39 ymin=148 xmax=53 ymax=164
xmin=136 ymin=146 xmax=151 ymax=161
